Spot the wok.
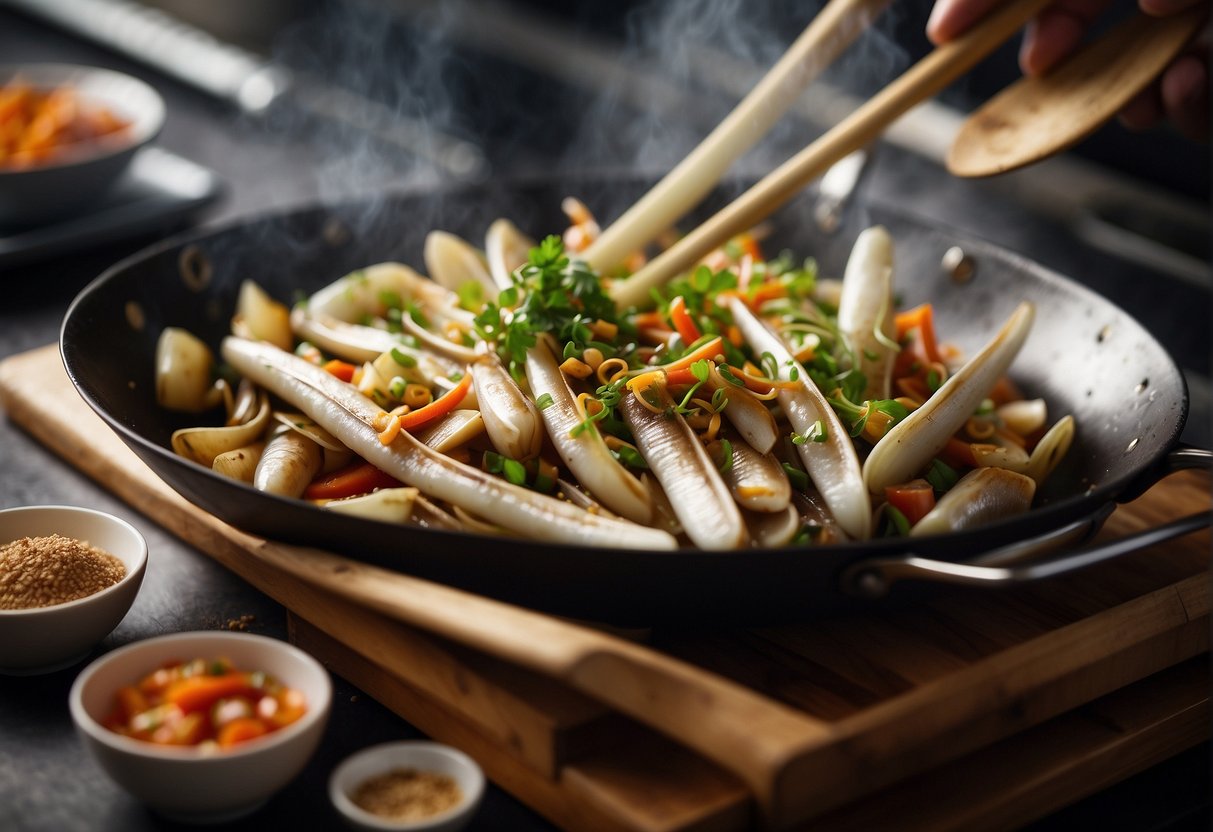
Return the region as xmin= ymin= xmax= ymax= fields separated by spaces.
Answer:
xmin=61 ymin=179 xmax=1209 ymax=622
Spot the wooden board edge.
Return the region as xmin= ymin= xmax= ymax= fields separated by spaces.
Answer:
xmin=810 ymin=656 xmax=1211 ymax=831
xmin=289 ymin=613 xmax=755 ymax=832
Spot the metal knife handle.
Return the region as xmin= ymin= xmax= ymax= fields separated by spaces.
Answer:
xmin=4 ymin=0 xmax=290 ymax=110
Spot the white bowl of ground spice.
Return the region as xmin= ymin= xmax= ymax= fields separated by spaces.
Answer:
xmin=329 ymin=741 xmax=485 ymax=831
xmin=0 ymin=505 xmax=147 ymax=674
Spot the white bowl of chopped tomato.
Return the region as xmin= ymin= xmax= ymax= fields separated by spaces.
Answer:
xmin=0 ymin=504 xmax=148 ymax=675
xmin=69 ymin=630 xmax=332 ymax=823
xmin=0 ymin=63 xmax=165 ymax=227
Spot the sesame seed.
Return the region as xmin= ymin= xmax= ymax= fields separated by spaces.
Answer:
xmin=0 ymin=534 xmax=126 ymax=610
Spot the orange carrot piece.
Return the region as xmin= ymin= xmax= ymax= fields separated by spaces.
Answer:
xmin=304 ymin=461 xmax=402 ymax=500
xmin=115 ymin=686 xmax=148 ymax=722
xmin=165 ymin=673 xmax=257 ymax=714
xmin=398 ymin=371 xmax=472 ymax=431
xmin=663 ymin=367 xmax=698 ymax=387
xmin=739 ymin=233 xmax=764 ymax=263
xmin=885 ymin=479 xmax=937 ymax=526
xmin=894 ymin=304 xmax=942 ymax=365
xmin=632 ymin=310 xmax=668 ymax=330
xmin=323 ymin=358 xmax=357 ymax=383
xmin=659 ymin=336 xmax=725 ymax=373
xmin=940 ymin=437 xmax=977 ymax=469
xmin=668 ymin=296 xmax=702 ymax=345
xmin=217 ymin=717 xmax=269 ymax=749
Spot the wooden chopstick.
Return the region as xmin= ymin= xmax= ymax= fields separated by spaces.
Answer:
xmin=608 ymin=0 xmax=1054 ymax=310
xmin=582 ymin=0 xmax=892 ymax=275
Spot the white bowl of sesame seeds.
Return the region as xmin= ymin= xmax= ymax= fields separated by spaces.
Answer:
xmin=0 ymin=505 xmax=147 ymax=674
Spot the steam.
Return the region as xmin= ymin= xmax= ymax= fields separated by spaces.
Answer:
xmin=243 ymin=0 xmax=910 ymax=241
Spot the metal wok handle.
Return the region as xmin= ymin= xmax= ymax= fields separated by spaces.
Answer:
xmin=843 ymin=447 xmax=1211 ymax=599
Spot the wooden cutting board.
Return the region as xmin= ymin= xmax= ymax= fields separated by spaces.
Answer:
xmin=290 ymin=611 xmax=1209 ymax=832
xmin=1 ymin=343 xmax=1209 ymax=829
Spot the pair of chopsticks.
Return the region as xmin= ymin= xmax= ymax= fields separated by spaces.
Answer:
xmin=592 ymin=0 xmax=1054 ymax=309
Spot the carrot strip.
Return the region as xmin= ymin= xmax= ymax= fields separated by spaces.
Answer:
xmin=632 ymin=311 xmax=668 ymax=330
xmin=217 ymin=717 xmax=269 ymax=749
xmin=322 ymin=359 xmax=357 ymax=383
xmin=939 ymin=437 xmax=977 ymax=469
xmin=885 ymin=479 xmax=936 ymax=526
xmin=304 ymin=461 xmax=402 ymax=500
xmin=668 ymin=296 xmax=702 ymax=345
xmin=663 ymin=367 xmax=698 ymax=387
xmin=894 ymin=304 xmax=942 ymax=364
xmin=165 ymin=674 xmax=257 ymax=714
xmin=398 ymin=371 xmax=473 ymax=431
xmin=659 ymin=336 xmax=725 ymax=372
xmin=739 ymin=233 xmax=764 ymax=263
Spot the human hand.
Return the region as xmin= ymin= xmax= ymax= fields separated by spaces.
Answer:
xmin=927 ymin=0 xmax=1209 ymax=140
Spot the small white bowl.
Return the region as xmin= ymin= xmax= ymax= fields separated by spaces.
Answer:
xmin=70 ymin=631 xmax=332 ymax=823
xmin=0 ymin=504 xmax=147 ymax=675
xmin=0 ymin=63 xmax=166 ymax=226
xmin=330 ymin=742 xmax=485 ymax=832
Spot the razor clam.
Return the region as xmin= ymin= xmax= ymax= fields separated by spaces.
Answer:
xmin=729 ymin=298 xmax=872 ymax=540
xmin=155 ymin=327 xmax=224 ymax=413
xmin=411 ymin=494 xmax=465 ymax=531
xmin=415 ymin=409 xmax=486 ymax=453
xmin=398 ymin=310 xmax=481 ymax=364
xmin=290 ymin=307 xmax=409 ymax=364
xmin=485 ymin=218 xmax=535 ymax=291
xmin=710 ymin=434 xmax=791 ymax=513
xmin=211 ymin=441 xmax=265 ymax=483
xmin=232 ymin=279 xmax=292 ymax=351
xmin=324 ymin=487 xmax=420 ymax=524
xmin=1027 ymin=415 xmax=1075 ymax=486
xmin=306 ymin=262 xmax=467 ymax=326
xmin=836 ymin=226 xmax=896 ymax=401
xmin=222 ymin=337 xmax=675 ymax=549
xmin=471 ymin=359 xmax=544 ymax=460
xmin=911 ymin=467 xmax=1036 ymax=536
xmin=619 ymin=387 xmax=747 ymax=550
xmin=706 ymin=365 xmax=779 ymax=454
xmin=424 ymin=230 xmax=497 ymax=298
xmin=524 ymin=335 xmax=653 ymax=524
xmin=292 ymin=261 xmax=473 ymax=365
xmin=171 ymin=391 xmax=271 ymax=466
xmin=864 ymin=302 xmax=1035 ymax=494
xmin=745 ymin=505 xmax=802 ymax=548
xmin=254 ymin=425 xmax=324 ymax=497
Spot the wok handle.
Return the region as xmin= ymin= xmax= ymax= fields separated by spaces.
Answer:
xmin=1117 ymin=445 xmax=1213 ymax=502
xmin=843 ymin=447 xmax=1211 ymax=598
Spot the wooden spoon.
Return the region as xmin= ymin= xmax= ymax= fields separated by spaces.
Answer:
xmin=949 ymin=7 xmax=1208 ymax=178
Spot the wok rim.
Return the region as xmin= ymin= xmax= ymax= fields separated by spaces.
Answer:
xmin=60 ymin=185 xmax=1191 ymax=567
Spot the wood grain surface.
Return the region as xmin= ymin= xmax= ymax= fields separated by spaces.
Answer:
xmin=1 ymin=343 xmax=1209 ymax=829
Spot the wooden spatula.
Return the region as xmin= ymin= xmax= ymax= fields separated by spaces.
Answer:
xmin=948 ymin=6 xmax=1208 ymax=178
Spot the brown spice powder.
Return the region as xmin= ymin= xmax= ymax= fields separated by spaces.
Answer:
xmin=351 ymin=768 xmax=462 ymax=821
xmin=0 ymin=534 xmax=126 ymax=610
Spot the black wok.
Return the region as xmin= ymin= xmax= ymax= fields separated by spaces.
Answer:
xmin=61 ymin=180 xmax=1207 ymax=622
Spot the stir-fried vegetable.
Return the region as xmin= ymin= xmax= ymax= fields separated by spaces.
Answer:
xmin=155 ymin=206 xmax=1076 ymax=549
